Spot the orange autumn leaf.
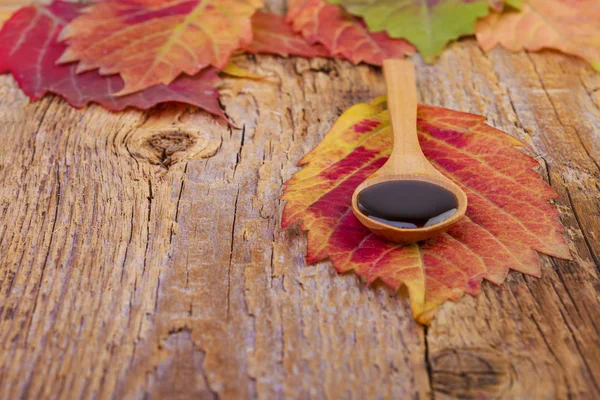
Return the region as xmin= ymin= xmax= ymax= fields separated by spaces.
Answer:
xmin=476 ymin=0 xmax=600 ymax=71
xmin=286 ymin=0 xmax=414 ymax=65
xmin=58 ymin=0 xmax=264 ymax=96
xmin=281 ymin=97 xmax=570 ymax=324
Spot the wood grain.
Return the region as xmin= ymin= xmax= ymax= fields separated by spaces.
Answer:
xmin=0 ymin=2 xmax=599 ymax=399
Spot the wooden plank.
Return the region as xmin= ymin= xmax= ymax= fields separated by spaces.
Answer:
xmin=0 ymin=55 xmax=429 ymax=398
xmin=0 ymin=4 xmax=599 ymax=398
xmin=418 ymin=44 xmax=600 ymax=399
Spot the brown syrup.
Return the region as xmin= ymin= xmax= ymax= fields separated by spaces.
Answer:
xmin=357 ymin=180 xmax=458 ymax=229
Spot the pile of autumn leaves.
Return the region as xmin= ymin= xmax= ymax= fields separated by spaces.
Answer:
xmin=0 ymin=0 xmax=412 ymax=119
xmin=0 ymin=0 xmax=579 ymax=322
xmin=0 ymin=0 xmax=599 ymax=120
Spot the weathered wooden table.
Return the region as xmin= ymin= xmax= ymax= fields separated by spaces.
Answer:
xmin=1 ymin=4 xmax=600 ymax=398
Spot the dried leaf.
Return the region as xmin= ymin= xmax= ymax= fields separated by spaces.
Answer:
xmin=327 ymin=0 xmax=489 ymax=62
xmin=281 ymin=97 xmax=570 ymax=324
xmin=58 ymin=0 xmax=263 ymax=95
xmin=476 ymin=0 xmax=600 ymax=71
xmin=287 ymin=0 xmax=414 ymax=65
xmin=243 ymin=11 xmax=331 ymax=58
xmin=0 ymin=1 xmax=225 ymax=118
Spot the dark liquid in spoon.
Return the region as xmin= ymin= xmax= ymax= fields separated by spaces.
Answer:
xmin=357 ymin=180 xmax=458 ymax=229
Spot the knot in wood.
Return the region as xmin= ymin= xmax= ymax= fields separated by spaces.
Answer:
xmin=147 ymin=132 xmax=194 ymax=165
xmin=126 ymin=126 xmax=221 ymax=168
xmin=430 ymin=348 xmax=512 ymax=399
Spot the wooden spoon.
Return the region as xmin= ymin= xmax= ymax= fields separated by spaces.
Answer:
xmin=351 ymin=59 xmax=467 ymax=243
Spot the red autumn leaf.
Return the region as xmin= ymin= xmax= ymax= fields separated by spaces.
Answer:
xmin=476 ymin=0 xmax=600 ymax=72
xmin=281 ymin=97 xmax=570 ymax=324
xmin=58 ymin=0 xmax=264 ymax=96
xmin=243 ymin=11 xmax=331 ymax=58
xmin=0 ymin=1 xmax=225 ymax=119
xmin=286 ymin=0 xmax=414 ymax=65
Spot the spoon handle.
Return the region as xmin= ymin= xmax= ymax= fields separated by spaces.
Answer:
xmin=382 ymin=59 xmax=428 ymax=174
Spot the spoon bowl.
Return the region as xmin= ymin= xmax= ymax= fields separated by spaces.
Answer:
xmin=351 ymin=60 xmax=467 ymax=243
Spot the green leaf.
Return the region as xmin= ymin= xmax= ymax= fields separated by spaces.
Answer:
xmin=327 ymin=0 xmax=490 ymax=62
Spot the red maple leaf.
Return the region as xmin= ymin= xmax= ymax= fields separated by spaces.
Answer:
xmin=282 ymin=97 xmax=570 ymax=323
xmin=0 ymin=1 xmax=226 ymax=119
